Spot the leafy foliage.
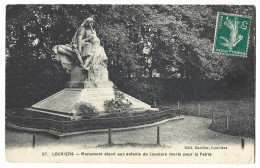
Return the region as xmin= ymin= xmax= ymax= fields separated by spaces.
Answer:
xmin=104 ymin=88 xmax=132 ymax=114
xmin=6 ymin=5 xmax=255 ymax=107
xmin=126 ymin=78 xmax=166 ymax=104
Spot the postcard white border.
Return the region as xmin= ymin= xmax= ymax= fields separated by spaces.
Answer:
xmin=1 ymin=1 xmax=259 ymax=168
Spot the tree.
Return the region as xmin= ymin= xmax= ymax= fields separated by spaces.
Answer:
xmin=6 ymin=5 xmax=255 ymax=107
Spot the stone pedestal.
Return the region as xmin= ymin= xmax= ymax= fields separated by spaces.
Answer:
xmin=73 ymin=87 xmax=115 ymax=112
xmin=67 ymin=66 xmax=87 ymax=88
xmin=31 ymin=85 xmax=157 ymax=117
xmin=31 ymin=65 xmax=158 ymax=118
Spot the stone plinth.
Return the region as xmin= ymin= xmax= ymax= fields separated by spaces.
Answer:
xmin=74 ymin=88 xmax=115 ymax=112
xmin=31 ymin=86 xmax=157 ymax=117
xmin=32 ymin=89 xmax=81 ymax=114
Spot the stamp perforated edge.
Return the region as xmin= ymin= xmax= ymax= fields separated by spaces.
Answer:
xmin=212 ymin=12 xmax=252 ymax=58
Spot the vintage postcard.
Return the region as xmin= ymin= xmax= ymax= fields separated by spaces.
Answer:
xmin=5 ymin=4 xmax=255 ymax=164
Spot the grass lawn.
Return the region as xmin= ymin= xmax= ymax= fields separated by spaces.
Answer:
xmin=164 ymin=98 xmax=255 ymax=138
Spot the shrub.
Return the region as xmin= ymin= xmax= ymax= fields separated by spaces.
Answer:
xmin=74 ymin=102 xmax=99 ymax=117
xmin=104 ymin=88 xmax=132 ymax=114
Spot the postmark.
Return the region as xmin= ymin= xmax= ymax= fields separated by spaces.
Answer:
xmin=213 ymin=12 xmax=251 ymax=57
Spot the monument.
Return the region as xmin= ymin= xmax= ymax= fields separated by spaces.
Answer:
xmin=6 ymin=17 xmax=180 ymax=136
xmin=32 ymin=17 xmax=157 ymax=118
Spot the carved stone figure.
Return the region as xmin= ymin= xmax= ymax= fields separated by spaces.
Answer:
xmin=84 ymin=37 xmax=109 ymax=84
xmin=53 ymin=17 xmax=112 ymax=88
xmin=53 ymin=17 xmax=97 ymax=73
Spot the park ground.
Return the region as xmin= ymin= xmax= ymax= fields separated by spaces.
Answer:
xmin=6 ymin=99 xmax=255 ymax=163
xmin=6 ymin=115 xmax=254 ymax=148
xmin=6 ymin=98 xmax=255 ymax=149
xmin=164 ymin=98 xmax=255 ymax=138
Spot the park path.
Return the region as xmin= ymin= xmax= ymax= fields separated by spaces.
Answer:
xmin=5 ymin=115 xmax=254 ymax=149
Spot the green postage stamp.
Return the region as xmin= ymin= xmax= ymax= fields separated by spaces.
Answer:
xmin=213 ymin=12 xmax=251 ymax=57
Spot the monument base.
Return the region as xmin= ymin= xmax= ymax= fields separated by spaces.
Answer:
xmin=6 ymin=81 xmax=180 ymax=137
xmin=31 ymin=83 xmax=158 ymax=118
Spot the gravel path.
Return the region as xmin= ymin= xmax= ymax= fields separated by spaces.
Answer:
xmin=6 ymin=115 xmax=254 ymax=149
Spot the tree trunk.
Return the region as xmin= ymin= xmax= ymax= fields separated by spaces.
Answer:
xmin=149 ymin=68 xmax=153 ymax=78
